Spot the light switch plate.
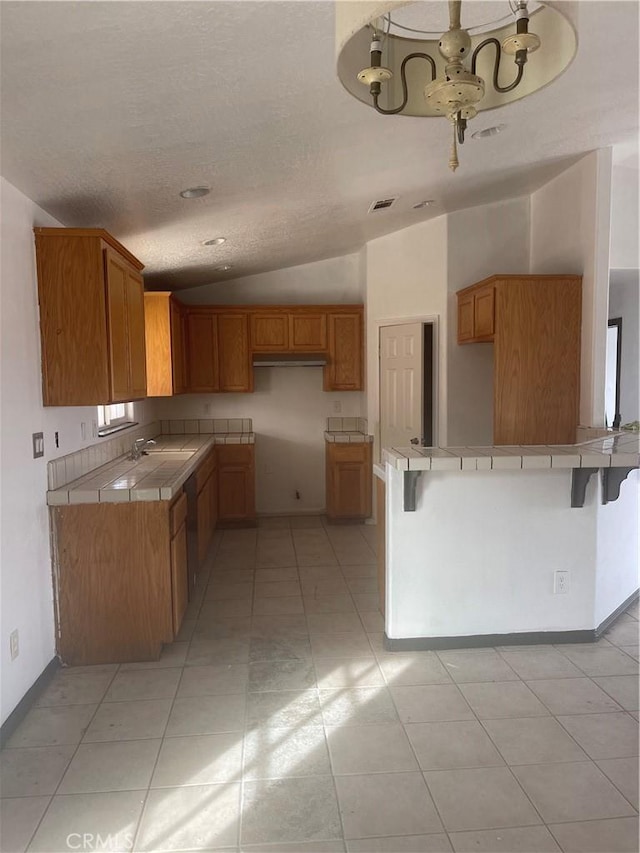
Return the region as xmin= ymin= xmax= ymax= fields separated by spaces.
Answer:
xmin=32 ymin=432 xmax=44 ymax=458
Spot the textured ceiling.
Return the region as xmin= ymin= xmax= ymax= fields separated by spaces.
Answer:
xmin=1 ymin=1 xmax=638 ymax=290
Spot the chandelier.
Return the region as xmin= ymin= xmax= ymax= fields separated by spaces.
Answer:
xmin=336 ymin=0 xmax=577 ymax=172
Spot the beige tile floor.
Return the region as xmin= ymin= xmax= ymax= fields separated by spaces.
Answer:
xmin=1 ymin=518 xmax=638 ymax=853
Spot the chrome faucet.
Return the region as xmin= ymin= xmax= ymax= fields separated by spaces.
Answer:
xmin=129 ymin=438 xmax=156 ymax=460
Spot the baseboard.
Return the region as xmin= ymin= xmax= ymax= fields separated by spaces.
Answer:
xmin=595 ymin=588 xmax=639 ymax=638
xmin=0 ymin=657 xmax=60 ymax=748
xmin=384 ymin=629 xmax=596 ymax=652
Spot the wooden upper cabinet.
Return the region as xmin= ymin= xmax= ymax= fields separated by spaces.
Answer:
xmin=34 ymin=228 xmax=146 ymax=406
xmin=185 ymin=311 xmax=219 ymax=392
xmin=251 ymin=313 xmax=289 ymax=351
xmin=456 ymin=274 xmax=582 ymax=445
xmin=144 ymin=292 xmax=186 ymax=396
xmin=289 ymin=313 xmax=327 ymax=351
xmin=324 ymin=311 xmax=364 ymax=391
xmin=456 ymin=282 xmax=495 ymax=343
xmin=218 ymin=313 xmax=252 ymax=392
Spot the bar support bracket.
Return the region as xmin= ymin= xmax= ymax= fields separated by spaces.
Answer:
xmin=601 ymin=466 xmax=638 ymax=504
xmin=403 ymin=471 xmax=422 ymax=511
xmin=571 ymin=468 xmax=598 ymax=508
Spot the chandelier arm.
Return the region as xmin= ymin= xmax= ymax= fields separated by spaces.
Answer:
xmin=372 ymin=52 xmax=437 ymax=115
xmin=471 ymin=37 xmax=525 ymax=93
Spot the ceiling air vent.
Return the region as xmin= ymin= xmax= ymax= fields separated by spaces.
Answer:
xmin=368 ymin=197 xmax=398 ymax=213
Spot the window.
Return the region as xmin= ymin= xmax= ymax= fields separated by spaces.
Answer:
xmin=97 ymin=403 xmax=137 ymax=436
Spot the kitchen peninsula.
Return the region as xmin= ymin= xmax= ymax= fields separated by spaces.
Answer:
xmin=376 ymin=432 xmax=640 ymax=649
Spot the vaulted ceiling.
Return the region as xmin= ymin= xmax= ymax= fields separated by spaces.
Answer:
xmin=1 ymin=1 xmax=638 ymax=290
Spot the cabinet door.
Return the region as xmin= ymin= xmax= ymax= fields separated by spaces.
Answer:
xmin=170 ymin=521 xmax=189 ymax=636
xmin=326 ymin=443 xmax=372 ymax=519
xmin=186 ymin=312 xmax=219 ymax=392
xmin=104 ymin=251 xmax=132 ymax=402
xmin=457 ymin=293 xmax=474 ymax=343
xmin=474 ymin=286 xmax=495 ymax=340
xmin=324 ymin=313 xmax=363 ymax=391
xmin=251 ymin=313 xmax=289 ymax=351
xmin=218 ymin=313 xmax=252 ymax=392
xmin=289 ymin=313 xmax=327 ymax=351
xmin=126 ymin=269 xmax=147 ymax=399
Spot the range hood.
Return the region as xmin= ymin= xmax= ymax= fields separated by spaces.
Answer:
xmin=252 ymin=353 xmax=327 ymax=368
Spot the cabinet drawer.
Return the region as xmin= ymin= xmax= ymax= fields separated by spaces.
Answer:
xmin=328 ymin=442 xmax=369 ymax=463
xmin=217 ymin=444 xmax=254 ymax=466
xmin=196 ymin=449 xmax=217 ymax=493
xmin=170 ymin=491 xmax=188 ymax=537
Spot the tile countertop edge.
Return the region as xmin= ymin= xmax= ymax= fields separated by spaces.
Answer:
xmin=324 ymin=430 xmax=373 ymax=443
xmin=381 ymin=437 xmax=640 ymax=472
xmin=47 ymin=434 xmax=255 ymax=506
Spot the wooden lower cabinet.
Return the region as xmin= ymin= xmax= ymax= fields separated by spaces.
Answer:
xmin=196 ymin=449 xmax=218 ymax=565
xmin=326 ymin=442 xmax=372 ymax=521
xmin=52 ymin=493 xmax=189 ymax=666
xmin=217 ymin=444 xmax=256 ymax=526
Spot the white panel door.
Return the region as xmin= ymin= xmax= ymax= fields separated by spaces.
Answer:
xmin=380 ymin=322 xmax=423 ymax=449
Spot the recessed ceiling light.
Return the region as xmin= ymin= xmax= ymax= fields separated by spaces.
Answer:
xmin=179 ymin=186 xmax=210 ymax=199
xmin=413 ymin=200 xmax=436 ymax=209
xmin=202 ymin=237 xmax=226 ymax=246
xmin=471 ymin=124 xmax=508 ymax=140
xmin=216 ymin=264 xmax=233 ymax=272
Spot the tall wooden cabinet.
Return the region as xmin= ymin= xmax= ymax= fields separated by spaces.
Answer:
xmin=34 ymin=228 xmax=147 ymax=406
xmin=456 ymin=274 xmax=582 ymax=445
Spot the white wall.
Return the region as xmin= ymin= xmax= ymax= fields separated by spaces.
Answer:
xmin=154 ymin=371 xmax=364 ymax=515
xmin=365 ymin=216 xmax=448 ymax=455
xmin=0 ymin=178 xmax=156 ymax=724
xmin=595 ymin=470 xmax=640 ymax=626
xmin=530 ymin=150 xmax=613 ymax=428
xmin=385 ymin=465 xmax=597 ymax=639
xmin=177 ymin=252 xmax=364 ymax=305
xmin=609 ymin=269 xmax=640 ymax=423
xmin=446 ymin=197 xmax=531 ymax=446
xmin=610 ymin=164 xmax=640 ymax=269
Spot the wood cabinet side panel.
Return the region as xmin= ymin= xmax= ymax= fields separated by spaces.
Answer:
xmin=457 ymin=294 xmax=474 ymax=343
xmin=170 ymin=522 xmax=189 ymax=636
xmin=494 ymin=279 xmax=582 ymax=445
xmin=126 ymin=269 xmax=147 ymax=399
xmin=35 ymin=234 xmax=110 ymax=405
xmin=53 ymin=503 xmax=172 ymax=665
xmin=144 ymin=293 xmax=173 ymax=396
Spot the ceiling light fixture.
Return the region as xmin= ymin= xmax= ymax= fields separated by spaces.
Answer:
xmin=413 ymin=199 xmax=435 ymax=209
xmin=216 ymin=264 xmax=233 ymax=272
xmin=202 ymin=237 xmax=226 ymax=246
xmin=472 ymin=124 xmax=508 ymax=139
xmin=179 ymin=186 xmax=210 ymax=199
xmin=336 ymin=0 xmax=576 ymax=172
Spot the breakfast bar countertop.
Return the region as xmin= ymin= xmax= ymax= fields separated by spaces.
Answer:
xmin=381 ymin=431 xmax=640 ymax=472
xmin=47 ymin=432 xmax=254 ymax=506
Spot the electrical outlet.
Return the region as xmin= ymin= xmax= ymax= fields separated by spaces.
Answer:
xmin=32 ymin=432 xmax=44 ymax=458
xmin=9 ymin=629 xmax=19 ymax=660
xmin=204 ymin=403 xmax=211 ymax=415
xmin=92 ymin=420 xmax=98 ymax=439
xmin=333 ymin=401 xmax=342 ymax=413
xmin=554 ymin=570 xmax=570 ymax=594
xmin=80 ymin=422 xmax=86 ymax=441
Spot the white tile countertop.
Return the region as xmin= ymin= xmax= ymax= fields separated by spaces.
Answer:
xmin=47 ymin=433 xmax=254 ymax=506
xmin=324 ymin=416 xmax=373 ymax=443
xmin=382 ymin=432 xmax=640 ymax=472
